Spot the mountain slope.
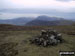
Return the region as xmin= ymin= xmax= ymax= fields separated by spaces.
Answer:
xmin=36 ymin=15 xmax=63 ymax=21
xmin=0 ymin=15 xmax=74 ymax=26
xmin=25 ymin=16 xmax=74 ymax=26
xmin=0 ymin=17 xmax=33 ymax=25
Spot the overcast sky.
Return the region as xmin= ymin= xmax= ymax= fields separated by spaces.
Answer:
xmin=0 ymin=0 xmax=75 ymax=12
xmin=0 ymin=0 xmax=75 ymax=19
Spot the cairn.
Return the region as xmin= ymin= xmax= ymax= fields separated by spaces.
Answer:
xmin=30 ymin=29 xmax=64 ymax=47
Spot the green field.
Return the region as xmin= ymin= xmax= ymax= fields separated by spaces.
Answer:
xmin=0 ymin=26 xmax=75 ymax=56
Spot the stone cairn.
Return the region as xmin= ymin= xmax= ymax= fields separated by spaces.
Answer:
xmin=29 ymin=29 xmax=64 ymax=47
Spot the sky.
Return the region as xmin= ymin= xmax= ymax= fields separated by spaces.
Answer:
xmin=0 ymin=0 xmax=75 ymax=19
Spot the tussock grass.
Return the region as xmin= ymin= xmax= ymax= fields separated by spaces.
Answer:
xmin=0 ymin=30 xmax=75 ymax=56
xmin=0 ymin=25 xmax=75 ymax=56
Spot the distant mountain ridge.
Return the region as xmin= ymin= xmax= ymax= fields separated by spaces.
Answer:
xmin=36 ymin=15 xmax=64 ymax=21
xmin=0 ymin=17 xmax=34 ymax=25
xmin=0 ymin=15 xmax=74 ymax=26
xmin=25 ymin=15 xmax=74 ymax=26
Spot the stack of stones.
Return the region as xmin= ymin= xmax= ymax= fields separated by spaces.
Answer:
xmin=30 ymin=29 xmax=64 ymax=47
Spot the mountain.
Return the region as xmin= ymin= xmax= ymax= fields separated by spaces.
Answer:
xmin=0 ymin=17 xmax=34 ymax=25
xmin=25 ymin=15 xmax=74 ymax=26
xmin=36 ymin=15 xmax=63 ymax=21
xmin=0 ymin=15 xmax=74 ymax=26
xmin=71 ymin=19 xmax=75 ymax=21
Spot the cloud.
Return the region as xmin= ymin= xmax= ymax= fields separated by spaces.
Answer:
xmin=0 ymin=0 xmax=75 ymax=13
xmin=56 ymin=0 xmax=75 ymax=2
xmin=0 ymin=0 xmax=75 ymax=19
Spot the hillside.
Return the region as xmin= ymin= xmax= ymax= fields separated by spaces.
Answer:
xmin=0 ymin=17 xmax=33 ymax=25
xmin=0 ymin=15 xmax=74 ymax=26
xmin=0 ymin=24 xmax=75 ymax=35
xmin=0 ymin=24 xmax=75 ymax=56
xmin=35 ymin=15 xmax=64 ymax=21
xmin=25 ymin=16 xmax=74 ymax=26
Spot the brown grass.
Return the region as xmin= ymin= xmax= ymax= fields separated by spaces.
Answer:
xmin=0 ymin=24 xmax=75 ymax=56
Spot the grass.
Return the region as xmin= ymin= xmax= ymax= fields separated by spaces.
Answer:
xmin=0 ymin=29 xmax=75 ymax=56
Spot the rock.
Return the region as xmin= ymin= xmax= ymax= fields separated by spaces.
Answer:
xmin=30 ymin=29 xmax=64 ymax=47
